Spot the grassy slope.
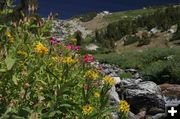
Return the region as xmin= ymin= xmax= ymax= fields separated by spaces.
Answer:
xmin=81 ymin=7 xmax=159 ymax=30
xmin=104 ymin=8 xmax=157 ymax=23
xmin=103 ymin=5 xmax=180 ymax=23
xmin=94 ymin=47 xmax=180 ymax=84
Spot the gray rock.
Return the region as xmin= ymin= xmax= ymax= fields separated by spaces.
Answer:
xmin=133 ymin=72 xmax=141 ymax=79
xmin=109 ymin=68 xmax=116 ymax=73
xmin=111 ymin=112 xmax=119 ymax=119
xmin=136 ymin=110 xmax=146 ymax=119
xmin=125 ymin=69 xmax=138 ymax=73
xmin=109 ymin=72 xmax=119 ymax=77
xmin=109 ymin=86 xmax=120 ymax=105
xmin=116 ymin=81 xmax=165 ymax=114
xmin=148 ymin=107 xmax=165 ymax=115
xmin=129 ymin=112 xmax=138 ymax=119
xmin=152 ymin=113 xmax=166 ymax=119
xmin=103 ymin=69 xmax=110 ymax=74
xmin=146 ymin=113 xmax=166 ymax=119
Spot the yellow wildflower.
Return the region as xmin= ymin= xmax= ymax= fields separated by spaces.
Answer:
xmin=94 ymin=92 xmax=100 ymax=98
xmin=34 ymin=42 xmax=48 ymax=54
xmin=103 ymin=76 xmax=115 ymax=85
xmin=17 ymin=50 xmax=28 ymax=57
xmin=52 ymin=56 xmax=63 ymax=62
xmin=84 ymin=70 xmax=99 ymax=79
xmin=82 ymin=104 xmax=94 ymax=115
xmin=5 ymin=31 xmax=14 ymax=43
xmin=71 ymin=38 xmax=77 ymax=42
xmin=118 ymin=100 xmax=130 ymax=115
xmin=62 ymin=56 xmax=77 ymax=64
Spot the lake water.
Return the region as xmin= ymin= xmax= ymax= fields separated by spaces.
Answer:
xmin=15 ymin=0 xmax=180 ymax=19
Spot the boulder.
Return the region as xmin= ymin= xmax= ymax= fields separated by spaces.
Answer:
xmin=159 ymin=83 xmax=180 ymax=96
xmin=168 ymin=24 xmax=178 ymax=34
xmin=129 ymin=112 xmax=138 ymax=119
xmin=136 ymin=110 xmax=146 ymax=119
xmin=116 ymin=81 xmax=165 ymax=114
xmin=109 ymin=80 xmax=121 ymax=119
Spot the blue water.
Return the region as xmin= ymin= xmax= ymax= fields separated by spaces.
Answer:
xmin=15 ymin=0 xmax=180 ymax=19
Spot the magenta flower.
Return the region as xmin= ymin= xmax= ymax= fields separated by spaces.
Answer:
xmin=66 ymin=44 xmax=74 ymax=50
xmin=74 ymin=45 xmax=81 ymax=51
xmin=83 ymin=54 xmax=94 ymax=63
xmin=49 ymin=37 xmax=60 ymax=45
xmin=66 ymin=45 xmax=81 ymax=51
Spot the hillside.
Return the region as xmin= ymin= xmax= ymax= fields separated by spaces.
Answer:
xmin=63 ymin=5 xmax=180 ymax=53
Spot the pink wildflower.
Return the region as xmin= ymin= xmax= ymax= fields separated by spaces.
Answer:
xmin=83 ymin=54 xmax=94 ymax=63
xmin=66 ymin=44 xmax=74 ymax=50
xmin=66 ymin=44 xmax=81 ymax=51
xmin=49 ymin=37 xmax=60 ymax=45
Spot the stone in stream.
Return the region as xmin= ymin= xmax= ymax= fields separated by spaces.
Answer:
xmin=116 ymin=81 xmax=165 ymax=115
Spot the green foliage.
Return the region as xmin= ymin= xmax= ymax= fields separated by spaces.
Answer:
xmin=0 ymin=9 xmax=117 ymax=118
xmin=95 ymin=5 xmax=180 ymax=49
xmin=95 ymin=48 xmax=180 ymax=84
xmin=124 ymin=35 xmax=139 ymax=46
xmin=120 ymin=72 xmax=133 ymax=79
xmin=74 ymin=30 xmax=83 ymax=45
xmin=137 ymin=32 xmax=151 ymax=46
xmin=171 ymin=24 xmax=180 ymax=41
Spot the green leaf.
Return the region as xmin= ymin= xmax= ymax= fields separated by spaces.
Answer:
xmin=59 ymin=104 xmax=72 ymax=108
xmin=12 ymin=75 xmax=18 ymax=85
xmin=30 ymin=24 xmax=38 ymax=28
xmin=0 ymin=69 xmax=7 ymax=72
xmin=48 ymin=111 xmax=62 ymax=118
xmin=5 ymin=56 xmax=16 ymax=70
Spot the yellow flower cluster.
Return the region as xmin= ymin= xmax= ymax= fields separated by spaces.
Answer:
xmin=118 ymin=100 xmax=130 ymax=114
xmin=103 ymin=76 xmax=115 ymax=85
xmin=94 ymin=92 xmax=100 ymax=98
xmin=82 ymin=104 xmax=94 ymax=115
xmin=34 ymin=42 xmax=48 ymax=54
xmin=71 ymin=38 xmax=77 ymax=43
xmin=17 ymin=50 xmax=28 ymax=57
xmin=52 ymin=56 xmax=63 ymax=62
xmin=84 ymin=70 xmax=99 ymax=79
xmin=5 ymin=31 xmax=14 ymax=43
xmin=62 ymin=56 xmax=77 ymax=64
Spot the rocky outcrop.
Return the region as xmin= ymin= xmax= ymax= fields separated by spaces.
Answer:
xmin=51 ymin=19 xmax=92 ymax=40
xmin=116 ymin=80 xmax=165 ymax=115
xmin=93 ymin=62 xmax=166 ymax=118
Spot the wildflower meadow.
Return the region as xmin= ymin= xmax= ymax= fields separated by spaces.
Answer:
xmin=0 ymin=4 xmax=130 ymax=119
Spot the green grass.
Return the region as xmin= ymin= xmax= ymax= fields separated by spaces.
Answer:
xmin=95 ymin=48 xmax=180 ymax=84
xmin=104 ymin=8 xmax=157 ymax=23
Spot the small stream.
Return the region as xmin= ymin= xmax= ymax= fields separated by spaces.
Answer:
xmin=164 ymin=96 xmax=180 ymax=106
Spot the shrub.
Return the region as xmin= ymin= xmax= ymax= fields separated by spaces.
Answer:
xmin=124 ymin=35 xmax=139 ymax=46
xmin=170 ymin=24 xmax=180 ymax=41
xmin=137 ymin=32 xmax=151 ymax=46
xmin=74 ymin=30 xmax=83 ymax=45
